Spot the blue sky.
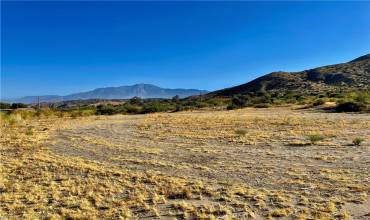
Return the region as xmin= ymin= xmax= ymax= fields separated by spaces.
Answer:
xmin=1 ymin=1 xmax=370 ymax=98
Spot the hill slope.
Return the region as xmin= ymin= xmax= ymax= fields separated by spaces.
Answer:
xmin=210 ymin=54 xmax=370 ymax=97
xmin=5 ymin=84 xmax=208 ymax=104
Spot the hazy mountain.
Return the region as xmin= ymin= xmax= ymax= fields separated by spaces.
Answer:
xmin=4 ymin=84 xmax=208 ymax=104
xmin=209 ymin=54 xmax=370 ymax=97
xmin=3 ymin=95 xmax=63 ymax=104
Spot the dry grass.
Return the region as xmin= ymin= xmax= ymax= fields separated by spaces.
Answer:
xmin=1 ymin=107 xmax=369 ymax=219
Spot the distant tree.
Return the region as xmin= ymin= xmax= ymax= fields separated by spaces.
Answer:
xmin=0 ymin=102 xmax=11 ymax=109
xmin=129 ymin=97 xmax=143 ymax=105
xmin=172 ymin=95 xmax=180 ymax=102
xmin=96 ymin=104 xmax=116 ymax=115
xmin=141 ymin=102 xmax=171 ymax=113
xmin=231 ymin=95 xmax=248 ymax=107
xmin=11 ymin=103 xmax=28 ymax=109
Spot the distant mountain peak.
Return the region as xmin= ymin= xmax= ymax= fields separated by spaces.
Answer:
xmin=4 ymin=84 xmax=209 ymax=104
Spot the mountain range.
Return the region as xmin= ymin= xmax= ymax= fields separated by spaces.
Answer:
xmin=3 ymin=54 xmax=369 ymax=104
xmin=4 ymin=84 xmax=208 ymax=104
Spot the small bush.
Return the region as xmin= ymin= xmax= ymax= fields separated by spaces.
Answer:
xmin=306 ymin=134 xmax=325 ymax=144
xmin=235 ymin=129 xmax=247 ymax=136
xmin=26 ymin=127 xmax=34 ymax=135
xmin=96 ymin=105 xmax=117 ymax=115
xmin=141 ymin=102 xmax=170 ymax=114
xmin=35 ymin=108 xmax=54 ymax=118
xmin=254 ymin=103 xmax=271 ymax=108
xmin=335 ymin=101 xmax=366 ymax=112
xmin=352 ymin=137 xmax=364 ymax=146
xmin=0 ymin=102 xmax=11 ymax=109
xmin=354 ymin=92 xmax=370 ymax=104
xmin=11 ymin=103 xmax=28 ymax=109
xmin=313 ymin=99 xmax=326 ymax=106
xmin=231 ymin=95 xmax=249 ymax=107
xmin=12 ymin=109 xmax=35 ymax=120
xmin=70 ymin=109 xmax=96 ymax=118
xmin=226 ymin=104 xmax=238 ymax=110
xmin=124 ymin=104 xmax=141 ymax=114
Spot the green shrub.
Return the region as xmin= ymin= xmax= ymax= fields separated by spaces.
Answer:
xmin=226 ymin=104 xmax=238 ymax=110
xmin=141 ymin=102 xmax=170 ymax=114
xmin=124 ymin=104 xmax=141 ymax=114
xmin=352 ymin=137 xmax=364 ymax=146
xmin=11 ymin=103 xmax=28 ymax=109
xmin=70 ymin=109 xmax=96 ymax=118
xmin=96 ymin=105 xmax=117 ymax=115
xmin=313 ymin=99 xmax=326 ymax=106
xmin=335 ymin=101 xmax=366 ymax=112
xmin=0 ymin=102 xmax=11 ymax=109
xmin=235 ymin=129 xmax=247 ymax=136
xmin=354 ymin=92 xmax=370 ymax=104
xmin=26 ymin=127 xmax=34 ymax=135
xmin=231 ymin=95 xmax=249 ymax=107
xmin=129 ymin=97 xmax=143 ymax=105
xmin=306 ymin=134 xmax=325 ymax=144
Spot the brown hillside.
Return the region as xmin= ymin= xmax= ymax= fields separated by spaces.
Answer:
xmin=210 ymin=54 xmax=370 ymax=97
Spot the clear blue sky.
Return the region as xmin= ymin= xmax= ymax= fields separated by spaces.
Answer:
xmin=2 ymin=1 xmax=370 ymax=98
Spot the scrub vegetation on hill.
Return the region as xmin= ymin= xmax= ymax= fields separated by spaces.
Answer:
xmin=1 ymin=90 xmax=369 ymax=119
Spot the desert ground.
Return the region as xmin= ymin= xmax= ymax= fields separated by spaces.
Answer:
xmin=1 ymin=106 xmax=369 ymax=219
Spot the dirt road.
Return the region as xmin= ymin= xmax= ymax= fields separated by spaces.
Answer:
xmin=46 ymin=107 xmax=370 ymax=219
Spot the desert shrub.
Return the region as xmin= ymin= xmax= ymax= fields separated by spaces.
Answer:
xmin=0 ymin=112 xmax=13 ymax=125
xmin=55 ymin=111 xmax=68 ymax=118
xmin=354 ymin=92 xmax=370 ymax=105
xmin=25 ymin=126 xmax=34 ymax=135
xmin=172 ymin=95 xmax=180 ymax=102
xmin=335 ymin=101 xmax=366 ymax=112
xmin=11 ymin=109 xmax=35 ymax=120
xmin=174 ymin=104 xmax=185 ymax=112
xmin=70 ymin=109 xmax=96 ymax=118
xmin=313 ymin=99 xmax=326 ymax=106
xmin=0 ymin=102 xmax=11 ymax=109
xmin=7 ymin=113 xmax=23 ymax=125
xmin=96 ymin=104 xmax=117 ymax=115
xmin=226 ymin=104 xmax=238 ymax=110
xmin=194 ymin=101 xmax=208 ymax=108
xmin=35 ymin=108 xmax=55 ymax=118
xmin=124 ymin=104 xmax=141 ymax=114
xmin=306 ymin=134 xmax=325 ymax=144
xmin=206 ymin=98 xmax=224 ymax=106
xmin=11 ymin=103 xmax=28 ymax=109
xmin=141 ymin=102 xmax=171 ymax=114
xmin=235 ymin=129 xmax=247 ymax=136
xmin=251 ymin=96 xmax=270 ymax=105
xmin=231 ymin=95 xmax=249 ymax=107
xmin=129 ymin=97 xmax=143 ymax=105
xmin=352 ymin=137 xmax=364 ymax=146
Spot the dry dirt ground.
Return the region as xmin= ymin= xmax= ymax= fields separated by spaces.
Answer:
xmin=1 ymin=107 xmax=369 ymax=219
